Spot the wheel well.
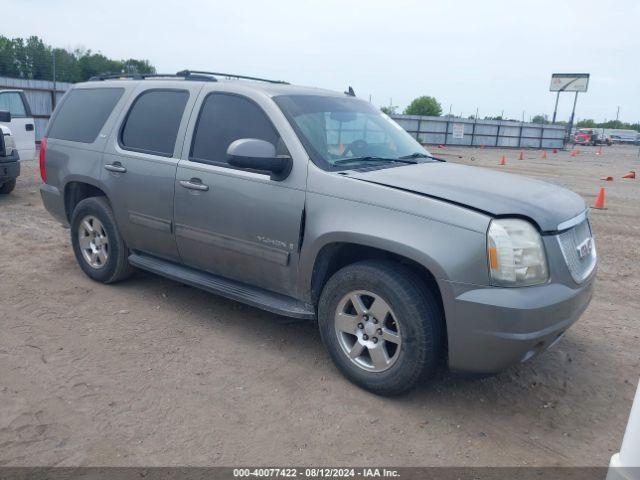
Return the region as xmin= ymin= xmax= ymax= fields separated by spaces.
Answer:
xmin=64 ymin=182 xmax=107 ymax=222
xmin=311 ymin=243 xmax=444 ymax=310
xmin=310 ymin=243 xmax=448 ymax=359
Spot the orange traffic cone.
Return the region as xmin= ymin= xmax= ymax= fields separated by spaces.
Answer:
xmin=570 ymin=150 xmax=578 ymax=157
xmin=593 ymin=188 xmax=606 ymax=209
xmin=596 ymin=146 xmax=603 ymax=155
xmin=518 ymin=151 xmax=524 ymax=160
xmin=480 ymin=144 xmax=485 ymax=149
xmin=542 ymin=151 xmax=548 ymax=159
xmin=622 ymin=171 xmax=636 ymax=179
xmin=499 ymin=155 xmax=506 ymax=165
xmin=437 ymin=144 xmax=445 ymax=149
xmin=600 ymin=176 xmax=613 ymax=181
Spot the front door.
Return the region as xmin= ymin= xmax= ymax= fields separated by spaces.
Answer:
xmin=0 ymin=91 xmax=35 ymax=160
xmin=174 ymin=91 xmax=306 ymax=296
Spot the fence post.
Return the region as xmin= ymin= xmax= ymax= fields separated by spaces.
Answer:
xmin=444 ymin=117 xmax=450 ymax=146
xmin=416 ymin=117 xmax=422 ymax=142
xmin=495 ymin=121 xmax=501 ymax=147
xmin=518 ymin=121 xmax=523 ymax=148
xmin=52 ymin=50 xmax=57 ymax=109
xmin=471 ymin=117 xmax=476 ymax=147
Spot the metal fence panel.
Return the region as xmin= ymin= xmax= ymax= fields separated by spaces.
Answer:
xmin=391 ymin=114 xmax=566 ymax=149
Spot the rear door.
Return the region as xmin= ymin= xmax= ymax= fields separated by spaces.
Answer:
xmin=101 ymin=83 xmax=202 ymax=262
xmin=173 ymin=89 xmax=307 ymax=296
xmin=0 ymin=91 xmax=35 ymax=160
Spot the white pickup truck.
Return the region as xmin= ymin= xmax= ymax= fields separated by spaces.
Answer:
xmin=0 ymin=89 xmax=36 ymax=161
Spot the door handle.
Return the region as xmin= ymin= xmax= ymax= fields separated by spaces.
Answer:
xmin=25 ymin=124 xmax=34 ymax=131
xmin=179 ymin=179 xmax=209 ymax=191
xmin=104 ymin=163 xmax=127 ymax=173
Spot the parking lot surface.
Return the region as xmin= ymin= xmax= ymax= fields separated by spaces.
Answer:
xmin=1 ymin=145 xmax=638 ymax=466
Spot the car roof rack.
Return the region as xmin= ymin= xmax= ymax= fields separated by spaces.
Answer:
xmin=88 ymin=72 xmax=217 ymax=82
xmin=177 ymin=70 xmax=289 ymax=84
xmin=89 ymin=70 xmax=288 ymax=85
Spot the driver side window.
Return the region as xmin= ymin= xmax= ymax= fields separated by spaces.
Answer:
xmin=190 ymin=93 xmax=285 ymax=166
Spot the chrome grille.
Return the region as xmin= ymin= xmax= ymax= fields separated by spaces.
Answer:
xmin=557 ymin=219 xmax=596 ymax=283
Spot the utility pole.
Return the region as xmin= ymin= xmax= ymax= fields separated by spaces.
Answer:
xmin=552 ymin=91 xmax=560 ymax=123
xmin=52 ymin=50 xmax=57 ymax=109
xmin=566 ymin=92 xmax=579 ymax=144
xmin=616 ymin=106 xmax=620 ymax=122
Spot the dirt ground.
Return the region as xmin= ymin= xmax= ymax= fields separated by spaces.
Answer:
xmin=0 ymin=144 xmax=638 ymax=467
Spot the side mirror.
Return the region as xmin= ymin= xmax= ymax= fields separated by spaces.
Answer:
xmin=0 ymin=110 xmax=11 ymax=123
xmin=227 ymin=138 xmax=292 ymax=181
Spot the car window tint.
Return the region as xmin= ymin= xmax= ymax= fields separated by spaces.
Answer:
xmin=121 ymin=89 xmax=189 ymax=156
xmin=0 ymin=92 xmax=27 ymax=117
xmin=47 ymin=88 xmax=124 ymax=143
xmin=191 ymin=93 xmax=280 ymax=164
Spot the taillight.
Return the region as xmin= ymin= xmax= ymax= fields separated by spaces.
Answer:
xmin=39 ymin=137 xmax=47 ymax=183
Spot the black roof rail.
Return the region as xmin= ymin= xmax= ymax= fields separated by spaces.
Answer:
xmin=88 ymin=72 xmax=217 ymax=82
xmin=88 ymin=70 xmax=287 ymax=85
xmin=177 ymin=70 xmax=289 ymax=84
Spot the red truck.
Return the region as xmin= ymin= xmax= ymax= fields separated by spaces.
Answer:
xmin=574 ymin=128 xmax=612 ymax=146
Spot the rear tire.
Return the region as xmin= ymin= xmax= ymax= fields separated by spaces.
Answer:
xmin=318 ymin=260 xmax=443 ymax=395
xmin=70 ymin=196 xmax=135 ymax=283
xmin=0 ymin=179 xmax=16 ymax=194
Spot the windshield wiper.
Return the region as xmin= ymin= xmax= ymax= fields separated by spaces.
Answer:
xmin=398 ymin=152 xmax=445 ymax=162
xmin=333 ymin=156 xmax=418 ymax=166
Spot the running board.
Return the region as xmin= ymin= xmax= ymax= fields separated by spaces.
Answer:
xmin=128 ymin=253 xmax=315 ymax=320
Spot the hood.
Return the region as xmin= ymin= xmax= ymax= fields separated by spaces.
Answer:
xmin=347 ymin=162 xmax=586 ymax=232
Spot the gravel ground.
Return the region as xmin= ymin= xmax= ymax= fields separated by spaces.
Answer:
xmin=0 ymin=144 xmax=638 ymax=467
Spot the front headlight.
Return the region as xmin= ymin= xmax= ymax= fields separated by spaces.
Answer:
xmin=487 ymin=218 xmax=548 ymax=286
xmin=3 ymin=134 xmax=15 ymax=156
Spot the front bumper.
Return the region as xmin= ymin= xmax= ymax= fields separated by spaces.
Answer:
xmin=443 ymin=274 xmax=595 ymax=373
xmin=0 ymin=159 xmax=20 ymax=183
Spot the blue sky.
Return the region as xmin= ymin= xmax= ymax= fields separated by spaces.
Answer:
xmin=7 ymin=0 xmax=640 ymax=123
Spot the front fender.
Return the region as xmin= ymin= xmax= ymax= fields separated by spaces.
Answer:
xmin=298 ymin=191 xmax=491 ymax=300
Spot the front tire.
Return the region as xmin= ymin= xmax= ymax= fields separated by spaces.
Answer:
xmin=70 ymin=196 xmax=135 ymax=283
xmin=318 ymin=260 xmax=443 ymax=395
xmin=0 ymin=179 xmax=16 ymax=194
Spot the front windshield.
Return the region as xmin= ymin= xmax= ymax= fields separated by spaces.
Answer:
xmin=274 ymin=94 xmax=430 ymax=170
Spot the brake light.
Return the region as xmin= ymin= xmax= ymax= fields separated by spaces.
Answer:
xmin=39 ymin=137 xmax=47 ymax=183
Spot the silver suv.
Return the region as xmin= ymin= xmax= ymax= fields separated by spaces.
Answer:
xmin=39 ymin=71 xmax=596 ymax=395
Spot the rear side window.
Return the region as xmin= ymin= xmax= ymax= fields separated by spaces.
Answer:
xmin=120 ymin=89 xmax=189 ymax=156
xmin=48 ymin=88 xmax=124 ymax=143
xmin=0 ymin=92 xmax=27 ymax=118
xmin=190 ymin=93 xmax=281 ymax=165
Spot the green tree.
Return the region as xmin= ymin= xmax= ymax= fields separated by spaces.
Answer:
xmin=0 ymin=36 xmax=20 ymax=77
xmin=25 ymin=36 xmax=51 ymax=80
xmin=576 ymin=119 xmax=596 ymax=128
xmin=53 ymin=48 xmax=82 ymax=83
xmin=532 ymin=114 xmax=548 ymax=124
xmin=0 ymin=35 xmax=156 ymax=82
xmin=404 ymin=96 xmax=442 ymax=116
xmin=122 ymin=58 xmax=155 ymax=75
xmin=602 ymin=119 xmax=625 ymax=129
xmin=380 ymin=105 xmax=397 ymax=115
xmin=78 ymin=52 xmax=122 ymax=79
